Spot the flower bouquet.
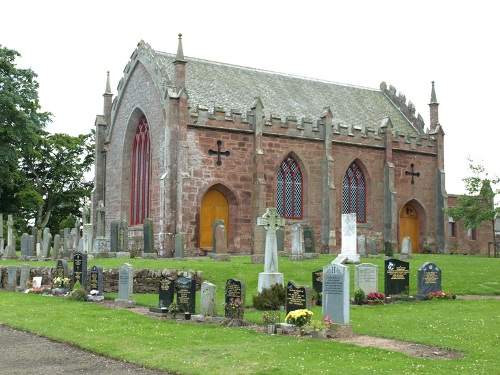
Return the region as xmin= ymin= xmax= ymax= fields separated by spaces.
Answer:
xmin=285 ymin=309 xmax=313 ymax=327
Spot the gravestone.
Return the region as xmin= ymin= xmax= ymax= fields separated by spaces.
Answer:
xmin=384 ymin=258 xmax=410 ymax=296
xmin=354 ymin=263 xmax=378 ymax=295
xmin=357 ymin=235 xmax=367 ymax=258
xmin=5 ymin=215 xmax=17 ymax=259
xmin=143 ymin=218 xmax=154 ymax=253
xmin=322 ymin=263 xmax=350 ymax=324
xmin=115 ymin=263 xmax=135 ymax=306
xmin=276 ymin=228 xmax=284 ymax=254
xmin=118 ymin=220 xmax=129 ymax=252
xmin=417 ymin=262 xmax=442 ymax=297
xmin=257 ymin=208 xmax=285 ymax=292
xmin=55 ymin=259 xmax=69 ymax=279
xmin=400 ymin=237 xmax=412 ymax=259
xmin=63 ymin=228 xmax=70 ymax=251
xmin=312 ymin=269 xmax=323 ymax=305
xmin=200 ymin=281 xmax=218 ymax=317
xmin=340 ymin=213 xmax=360 ymax=263
xmin=82 ymin=223 xmax=93 ymax=253
xmin=74 ymin=221 xmax=80 ymax=250
xmin=290 ymin=223 xmax=305 ymax=261
xmin=177 ymin=276 xmax=196 ymax=314
xmin=89 ymin=265 xmax=104 ymax=296
xmin=174 ymin=233 xmax=184 ymax=258
xmin=149 ymin=276 xmax=175 ymax=313
xmin=21 ymin=233 xmax=29 ymax=256
xmin=52 ymin=234 xmax=61 ymax=260
xmin=20 ymin=264 xmax=30 ymax=290
xmin=225 ymin=278 xmax=246 ymax=319
xmin=303 ymin=225 xmax=315 ymax=253
xmin=212 ymin=219 xmax=225 ymax=253
xmin=42 ymin=232 xmax=52 ymax=259
xmin=368 ymin=239 xmax=378 ymax=258
xmin=285 ymin=280 xmax=311 ymax=315
xmin=72 ymin=252 xmax=88 ymax=289
xmin=28 ymin=235 xmax=35 ymax=257
xmin=109 ymin=221 xmax=119 ymax=252
xmin=215 ymin=224 xmax=227 ymax=254
xmin=7 ymin=266 xmax=16 ymax=290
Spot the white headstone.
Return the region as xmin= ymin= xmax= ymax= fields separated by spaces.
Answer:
xmin=354 ymin=263 xmax=378 ymax=295
xmin=322 ymin=263 xmax=350 ymax=324
xmin=340 ymin=213 xmax=360 ymax=263
xmin=290 ymin=223 xmax=305 ymax=261
xmin=200 ymin=281 xmax=218 ymax=316
xmin=400 ymin=237 xmax=412 ymax=259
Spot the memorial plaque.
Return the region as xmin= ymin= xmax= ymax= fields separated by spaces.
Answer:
xmin=72 ymin=252 xmax=88 ymax=289
xmin=225 ymin=279 xmax=246 ymax=318
xmin=286 ymin=280 xmax=311 ymax=315
xmin=177 ymin=276 xmax=196 ymax=314
xmin=303 ymin=225 xmax=315 ymax=253
xmin=384 ymin=259 xmax=410 ymax=296
xmin=417 ymin=262 xmax=442 ymax=297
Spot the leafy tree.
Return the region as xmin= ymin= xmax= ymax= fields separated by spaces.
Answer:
xmin=445 ymin=159 xmax=499 ymax=242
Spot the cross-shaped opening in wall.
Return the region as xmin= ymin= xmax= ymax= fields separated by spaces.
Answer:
xmin=405 ymin=163 xmax=420 ymax=185
xmin=208 ymin=140 xmax=230 ymax=166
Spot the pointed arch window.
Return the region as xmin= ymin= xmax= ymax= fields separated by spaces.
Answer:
xmin=276 ymin=156 xmax=302 ymax=219
xmin=342 ymin=162 xmax=366 ymax=223
xmin=130 ymin=116 xmax=150 ymax=225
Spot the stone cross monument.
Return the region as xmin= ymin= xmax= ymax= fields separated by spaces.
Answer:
xmin=257 ymin=208 xmax=285 ymax=292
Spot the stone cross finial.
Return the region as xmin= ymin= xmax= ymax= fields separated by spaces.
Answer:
xmin=257 ymin=208 xmax=285 ymax=273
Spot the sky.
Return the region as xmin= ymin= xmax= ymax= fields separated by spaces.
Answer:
xmin=2 ymin=0 xmax=498 ymax=197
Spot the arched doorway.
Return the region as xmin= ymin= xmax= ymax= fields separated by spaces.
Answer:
xmin=200 ymin=190 xmax=229 ymax=249
xmin=400 ymin=204 xmax=419 ymax=253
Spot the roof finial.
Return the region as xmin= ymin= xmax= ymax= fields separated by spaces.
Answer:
xmin=176 ymin=33 xmax=185 ymax=61
xmin=430 ymin=81 xmax=437 ymax=103
xmin=105 ymin=71 xmax=112 ymax=95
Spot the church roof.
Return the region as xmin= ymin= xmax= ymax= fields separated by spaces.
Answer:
xmin=154 ymin=50 xmax=421 ymax=135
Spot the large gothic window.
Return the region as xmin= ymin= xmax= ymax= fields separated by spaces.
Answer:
xmin=130 ymin=116 xmax=150 ymax=225
xmin=342 ymin=162 xmax=366 ymax=223
xmin=276 ymin=155 xmax=302 ymax=219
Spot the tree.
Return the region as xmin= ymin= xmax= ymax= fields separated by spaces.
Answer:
xmin=445 ymin=159 xmax=500 ymax=243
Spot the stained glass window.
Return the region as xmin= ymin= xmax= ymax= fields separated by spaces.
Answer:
xmin=276 ymin=156 xmax=302 ymax=219
xmin=342 ymin=162 xmax=366 ymax=223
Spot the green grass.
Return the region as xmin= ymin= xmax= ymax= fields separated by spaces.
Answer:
xmin=1 ymin=254 xmax=499 ymax=374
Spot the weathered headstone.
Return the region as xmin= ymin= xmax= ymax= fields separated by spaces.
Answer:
xmin=109 ymin=221 xmax=119 ymax=252
xmin=143 ymin=218 xmax=154 ymax=253
xmin=115 ymin=263 xmax=135 ymax=306
xmin=177 ymin=276 xmax=196 ymax=314
xmin=118 ymin=220 xmax=129 ymax=252
xmin=212 ymin=219 xmax=225 ymax=253
xmin=257 ymin=208 xmax=285 ymax=292
xmin=72 ymin=252 xmax=88 ymax=289
xmin=74 ymin=221 xmax=80 ymax=250
xmin=384 ymin=259 xmax=410 ymax=296
xmin=174 ymin=233 xmax=184 ymax=258
xmin=417 ymin=262 xmax=442 ymax=297
xmin=200 ymin=281 xmax=218 ymax=317
xmin=21 ymin=233 xmax=29 ymax=256
xmin=322 ymin=263 xmax=350 ymax=324
xmin=215 ymin=224 xmax=227 ymax=254
xmin=285 ymin=280 xmax=311 ymax=315
xmin=7 ymin=266 xmax=16 ymax=289
xmin=20 ymin=264 xmax=30 ymax=290
xmin=52 ymin=234 xmax=61 ymax=260
xmin=357 ymin=235 xmax=367 ymax=257
xmin=400 ymin=237 xmax=412 ymax=259
xmin=368 ymin=239 xmax=378 ymax=257
xmin=42 ymin=232 xmax=52 ymax=259
xmin=5 ymin=215 xmax=17 ymax=259
xmin=276 ymin=227 xmax=284 ymax=253
xmin=28 ymin=234 xmax=35 ymax=257
xmin=303 ymin=225 xmax=315 ymax=253
xmin=340 ymin=213 xmax=360 ymax=263
xmin=225 ymin=278 xmax=246 ymax=319
xmin=63 ymin=228 xmax=70 ymax=251
xmin=354 ymin=263 xmax=378 ymax=295
xmin=290 ymin=223 xmax=305 ymax=261
xmin=82 ymin=223 xmax=93 ymax=253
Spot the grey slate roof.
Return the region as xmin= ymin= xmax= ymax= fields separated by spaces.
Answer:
xmin=157 ymin=51 xmax=419 ymax=135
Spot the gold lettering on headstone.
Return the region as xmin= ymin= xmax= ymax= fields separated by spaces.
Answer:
xmin=160 ymin=279 xmax=171 ymax=291
xmin=288 ymin=289 xmax=306 ymax=305
xmin=387 ymin=266 xmax=409 ymax=280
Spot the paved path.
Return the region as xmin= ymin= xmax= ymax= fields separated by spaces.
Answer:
xmin=0 ymin=325 xmax=174 ymax=375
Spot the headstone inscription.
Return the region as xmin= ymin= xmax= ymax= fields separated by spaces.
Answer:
xmin=257 ymin=208 xmax=285 ymax=292
xmin=149 ymin=276 xmax=175 ymax=313
xmin=322 ymin=263 xmax=350 ymax=324
xmin=340 ymin=213 xmax=360 ymax=263
xmin=285 ymin=280 xmax=311 ymax=315
xmin=312 ymin=269 xmax=323 ymax=305
xmin=225 ymin=278 xmax=246 ymax=319
xmin=417 ymin=262 xmax=442 ymax=297
xmin=354 ymin=263 xmax=378 ymax=295
xmin=384 ymin=259 xmax=410 ymax=296
xmin=200 ymin=281 xmax=218 ymax=317
xmin=303 ymin=225 xmax=315 ymax=253
xmin=73 ymin=252 xmax=88 ymax=289
xmin=177 ymin=276 xmax=196 ymax=314
xmin=116 ymin=263 xmax=135 ymax=306
xmin=55 ymin=259 xmax=69 ymax=279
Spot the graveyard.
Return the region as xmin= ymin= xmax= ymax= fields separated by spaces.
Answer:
xmin=0 ymin=253 xmax=499 ymax=374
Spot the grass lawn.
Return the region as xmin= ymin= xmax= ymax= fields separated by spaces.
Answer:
xmin=1 ymin=254 xmax=499 ymax=374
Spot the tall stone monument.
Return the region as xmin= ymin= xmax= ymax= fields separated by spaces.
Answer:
xmin=257 ymin=208 xmax=285 ymax=292
xmin=339 ymin=213 xmax=360 ymax=263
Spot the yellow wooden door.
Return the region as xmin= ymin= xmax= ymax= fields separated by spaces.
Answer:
xmin=200 ymin=190 xmax=229 ymax=249
xmin=399 ymin=204 xmax=419 ymax=253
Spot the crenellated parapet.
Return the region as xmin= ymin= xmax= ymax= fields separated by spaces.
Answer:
xmin=380 ymin=81 xmax=426 ymax=133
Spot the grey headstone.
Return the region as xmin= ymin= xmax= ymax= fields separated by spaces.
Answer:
xmin=303 ymin=225 xmax=315 ymax=253
xmin=7 ymin=266 xmax=16 ymax=286
xmin=21 ymin=233 xmax=29 ymax=256
xmin=116 ymin=263 xmax=134 ymax=302
xmin=290 ymin=223 xmax=305 ymax=261
xmin=417 ymin=262 xmax=442 ymax=297
xmin=82 ymin=224 xmax=93 ymax=253
xmin=212 ymin=219 xmax=225 ymax=253
xmin=200 ymin=281 xmax=218 ymax=317
xmin=118 ymin=221 xmax=129 ymax=252
xmin=174 ymin=233 xmax=184 ymax=258
xmin=28 ymin=235 xmax=35 ymax=257
xmin=322 ymin=263 xmax=350 ymax=324
xmin=215 ymin=224 xmax=227 ymax=254
xmin=357 ymin=235 xmax=367 ymax=257
xmin=354 ymin=263 xmax=378 ymax=295
xmin=368 ymin=239 xmax=377 ymax=256
xmin=42 ymin=232 xmax=52 ymax=258
xmin=109 ymin=221 xmax=119 ymax=252
xmin=143 ymin=218 xmax=154 ymax=253
xmin=20 ymin=264 xmax=30 ymax=290
xmin=52 ymin=234 xmax=61 ymax=260
xmin=63 ymin=228 xmax=70 ymax=251
xmin=276 ymin=227 xmax=284 ymax=253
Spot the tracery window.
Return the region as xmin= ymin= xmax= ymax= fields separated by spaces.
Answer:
xmin=276 ymin=156 xmax=302 ymax=219
xmin=342 ymin=162 xmax=366 ymax=223
xmin=130 ymin=116 xmax=150 ymax=225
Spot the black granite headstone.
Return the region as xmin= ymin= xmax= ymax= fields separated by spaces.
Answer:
xmin=55 ymin=259 xmax=69 ymax=279
xmin=286 ymin=280 xmax=311 ymax=315
xmin=303 ymin=225 xmax=315 ymax=253
xmin=149 ymin=276 xmax=175 ymax=313
xmin=177 ymin=276 xmax=196 ymax=314
xmin=417 ymin=262 xmax=442 ymax=296
xmin=384 ymin=258 xmax=409 ymax=296
xmin=89 ymin=265 xmax=103 ymax=295
xmin=225 ymin=278 xmax=245 ymax=318
xmin=72 ymin=252 xmax=88 ymax=289
xmin=312 ymin=269 xmax=323 ymax=305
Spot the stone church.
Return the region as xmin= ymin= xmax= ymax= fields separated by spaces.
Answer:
xmin=92 ymin=35 xmax=493 ymax=257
